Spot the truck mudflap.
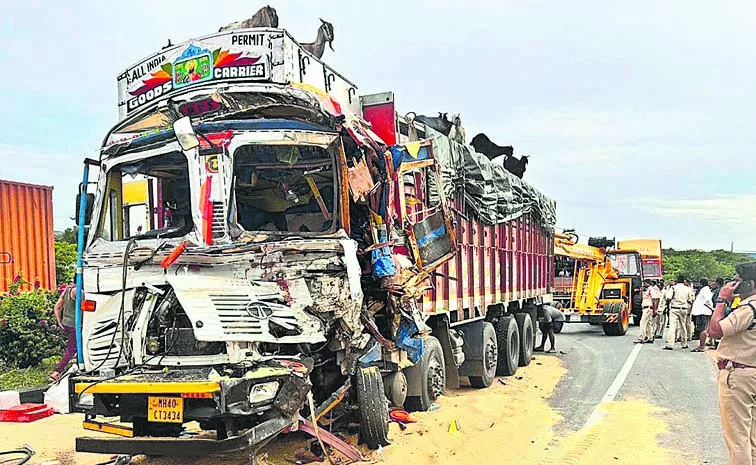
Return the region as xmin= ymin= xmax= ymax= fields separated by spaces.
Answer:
xmin=76 ymin=414 xmax=292 ymax=456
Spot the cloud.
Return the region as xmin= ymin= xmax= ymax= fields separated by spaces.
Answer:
xmin=640 ymin=195 xmax=756 ymax=228
xmin=0 ymin=146 xmax=82 ymax=229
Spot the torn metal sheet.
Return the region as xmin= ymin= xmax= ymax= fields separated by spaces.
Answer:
xmin=346 ymin=157 xmax=375 ymax=202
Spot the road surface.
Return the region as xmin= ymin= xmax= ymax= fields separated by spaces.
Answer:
xmin=551 ymin=322 xmax=726 ymax=465
xmin=0 ymin=323 xmax=727 ymax=465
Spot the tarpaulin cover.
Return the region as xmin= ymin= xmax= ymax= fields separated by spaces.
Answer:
xmin=423 ymin=126 xmax=557 ymax=230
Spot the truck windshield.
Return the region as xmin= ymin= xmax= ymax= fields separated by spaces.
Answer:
xmin=607 ymin=252 xmax=640 ymax=277
xmin=642 ymin=262 xmax=662 ymax=278
xmin=233 ymin=143 xmax=336 ymax=233
xmin=99 ymin=151 xmax=193 ymax=241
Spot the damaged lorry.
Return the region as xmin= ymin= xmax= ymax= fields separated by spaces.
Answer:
xmin=69 ymin=26 xmax=557 ymax=456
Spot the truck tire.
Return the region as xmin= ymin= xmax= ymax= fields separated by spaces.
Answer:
xmin=468 ymin=322 xmax=498 ymax=388
xmin=552 ymin=321 xmax=564 ymax=334
xmin=514 ymin=313 xmax=534 ymax=367
xmin=602 ymin=303 xmax=630 ymax=336
xmin=355 ymin=366 xmax=390 ymax=449
xmin=404 ymin=336 xmax=445 ymax=412
xmin=494 ymin=315 xmax=520 ymax=376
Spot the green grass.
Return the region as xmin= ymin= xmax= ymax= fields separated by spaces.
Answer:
xmin=0 ymin=357 xmax=60 ymax=391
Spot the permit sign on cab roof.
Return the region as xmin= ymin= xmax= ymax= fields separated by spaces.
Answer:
xmin=117 ymin=29 xmax=280 ymax=119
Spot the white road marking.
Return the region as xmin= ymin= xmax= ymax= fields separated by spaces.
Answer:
xmin=583 ymin=342 xmax=643 ymax=428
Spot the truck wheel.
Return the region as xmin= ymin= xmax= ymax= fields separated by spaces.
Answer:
xmin=602 ymin=303 xmax=629 ymax=336
xmin=383 ymin=371 xmax=407 ymax=408
xmin=494 ymin=316 xmax=520 ymax=376
xmin=468 ymin=322 xmax=498 ymax=388
xmin=552 ymin=321 xmax=564 ymax=334
xmin=355 ymin=366 xmax=390 ymax=449
xmin=514 ymin=313 xmax=534 ymax=367
xmin=404 ymin=336 xmax=445 ymax=412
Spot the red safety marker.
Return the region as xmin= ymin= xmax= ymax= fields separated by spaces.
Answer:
xmin=161 ymin=241 xmax=188 ymax=269
xmin=0 ymin=403 xmax=54 ymax=423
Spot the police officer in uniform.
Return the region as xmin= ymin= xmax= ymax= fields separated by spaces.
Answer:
xmin=664 ymin=275 xmax=695 ymax=350
xmin=708 ymin=262 xmax=756 ymax=464
xmin=636 ymin=280 xmax=660 ymax=343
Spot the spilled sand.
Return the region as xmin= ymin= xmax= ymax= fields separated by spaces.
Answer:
xmin=0 ymin=355 xmax=690 ymax=465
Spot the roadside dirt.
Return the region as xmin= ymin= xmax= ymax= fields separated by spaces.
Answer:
xmin=0 ymin=355 xmax=687 ymax=465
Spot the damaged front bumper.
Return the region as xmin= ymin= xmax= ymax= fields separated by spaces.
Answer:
xmin=71 ymin=361 xmax=311 ymax=456
xmin=76 ymin=415 xmax=292 ymax=456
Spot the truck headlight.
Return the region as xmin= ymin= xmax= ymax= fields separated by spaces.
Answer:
xmin=249 ymin=381 xmax=279 ymax=404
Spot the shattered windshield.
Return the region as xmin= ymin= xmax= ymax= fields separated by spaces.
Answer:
xmin=232 ymin=143 xmax=337 ymax=233
xmin=98 ymin=151 xmax=193 ymax=241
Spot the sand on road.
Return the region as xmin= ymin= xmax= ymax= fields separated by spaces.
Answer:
xmin=0 ymin=355 xmax=689 ymax=465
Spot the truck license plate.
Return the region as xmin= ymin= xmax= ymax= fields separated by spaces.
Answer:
xmin=570 ymin=314 xmax=582 ymax=323
xmin=148 ymin=396 xmax=183 ymax=423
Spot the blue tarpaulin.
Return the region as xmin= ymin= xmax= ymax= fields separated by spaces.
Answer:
xmin=396 ymin=317 xmax=424 ymax=364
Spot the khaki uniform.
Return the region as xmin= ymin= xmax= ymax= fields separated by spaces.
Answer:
xmin=639 ymin=285 xmax=661 ymax=340
xmin=716 ymin=294 xmax=756 ymax=464
xmin=666 ymin=283 xmax=694 ymax=347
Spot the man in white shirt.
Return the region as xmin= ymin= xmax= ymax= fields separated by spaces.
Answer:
xmin=691 ymin=278 xmax=713 ymax=339
xmin=664 ymin=275 xmax=696 ymax=350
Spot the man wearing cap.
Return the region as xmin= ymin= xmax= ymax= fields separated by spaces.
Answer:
xmin=708 ymin=262 xmax=756 ymax=464
xmin=636 ymin=280 xmax=660 ymax=343
xmin=663 ymin=275 xmax=695 ymax=350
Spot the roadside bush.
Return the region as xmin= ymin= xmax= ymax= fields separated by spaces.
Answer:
xmin=55 ymin=241 xmax=77 ymax=286
xmin=0 ymin=279 xmax=66 ymax=368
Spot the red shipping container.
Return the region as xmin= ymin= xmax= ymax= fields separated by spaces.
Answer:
xmin=0 ymin=180 xmax=56 ymax=293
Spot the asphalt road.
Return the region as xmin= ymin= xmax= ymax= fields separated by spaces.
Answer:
xmin=550 ymin=321 xmax=727 ymax=465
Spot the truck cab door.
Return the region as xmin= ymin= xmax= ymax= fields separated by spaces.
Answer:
xmin=395 ymin=141 xmax=457 ymax=272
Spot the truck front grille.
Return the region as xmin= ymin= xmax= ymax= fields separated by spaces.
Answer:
xmin=209 ymin=294 xmax=299 ymax=336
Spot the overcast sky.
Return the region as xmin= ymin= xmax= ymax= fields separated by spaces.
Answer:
xmin=1 ymin=1 xmax=754 ymax=250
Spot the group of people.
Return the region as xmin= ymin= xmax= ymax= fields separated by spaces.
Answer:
xmin=634 ymin=264 xmax=756 ymax=464
xmin=636 ymin=275 xmax=726 ymax=351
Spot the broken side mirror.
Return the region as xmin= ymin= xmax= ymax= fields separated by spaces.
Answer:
xmin=174 ymin=116 xmax=200 ymax=151
xmin=75 ymin=192 xmax=95 ymax=226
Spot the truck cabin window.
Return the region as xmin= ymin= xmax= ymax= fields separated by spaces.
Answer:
xmin=608 ymin=253 xmax=640 ymax=277
xmin=642 ymin=262 xmax=661 ymax=278
xmin=233 ymin=144 xmax=336 ymax=233
xmin=99 ymin=151 xmax=192 ymax=241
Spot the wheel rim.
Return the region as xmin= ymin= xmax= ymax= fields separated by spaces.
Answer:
xmin=427 ymin=357 xmax=445 ymax=400
xmin=621 ymin=309 xmax=629 ymax=330
xmin=484 ymin=339 xmax=497 ymax=373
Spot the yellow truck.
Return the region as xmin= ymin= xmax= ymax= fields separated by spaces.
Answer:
xmin=553 ymin=233 xmax=646 ymax=336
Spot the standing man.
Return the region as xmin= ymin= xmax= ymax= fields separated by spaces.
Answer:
xmin=684 ymin=279 xmax=696 ymax=340
xmin=655 ymin=280 xmax=674 ymax=339
xmin=664 ymin=275 xmax=694 ymax=350
xmin=51 ymin=283 xmax=78 ymax=381
xmin=691 ymin=278 xmax=713 ymax=339
xmin=636 ymin=280 xmax=660 ymax=344
xmin=707 ymin=263 xmax=756 ymax=464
